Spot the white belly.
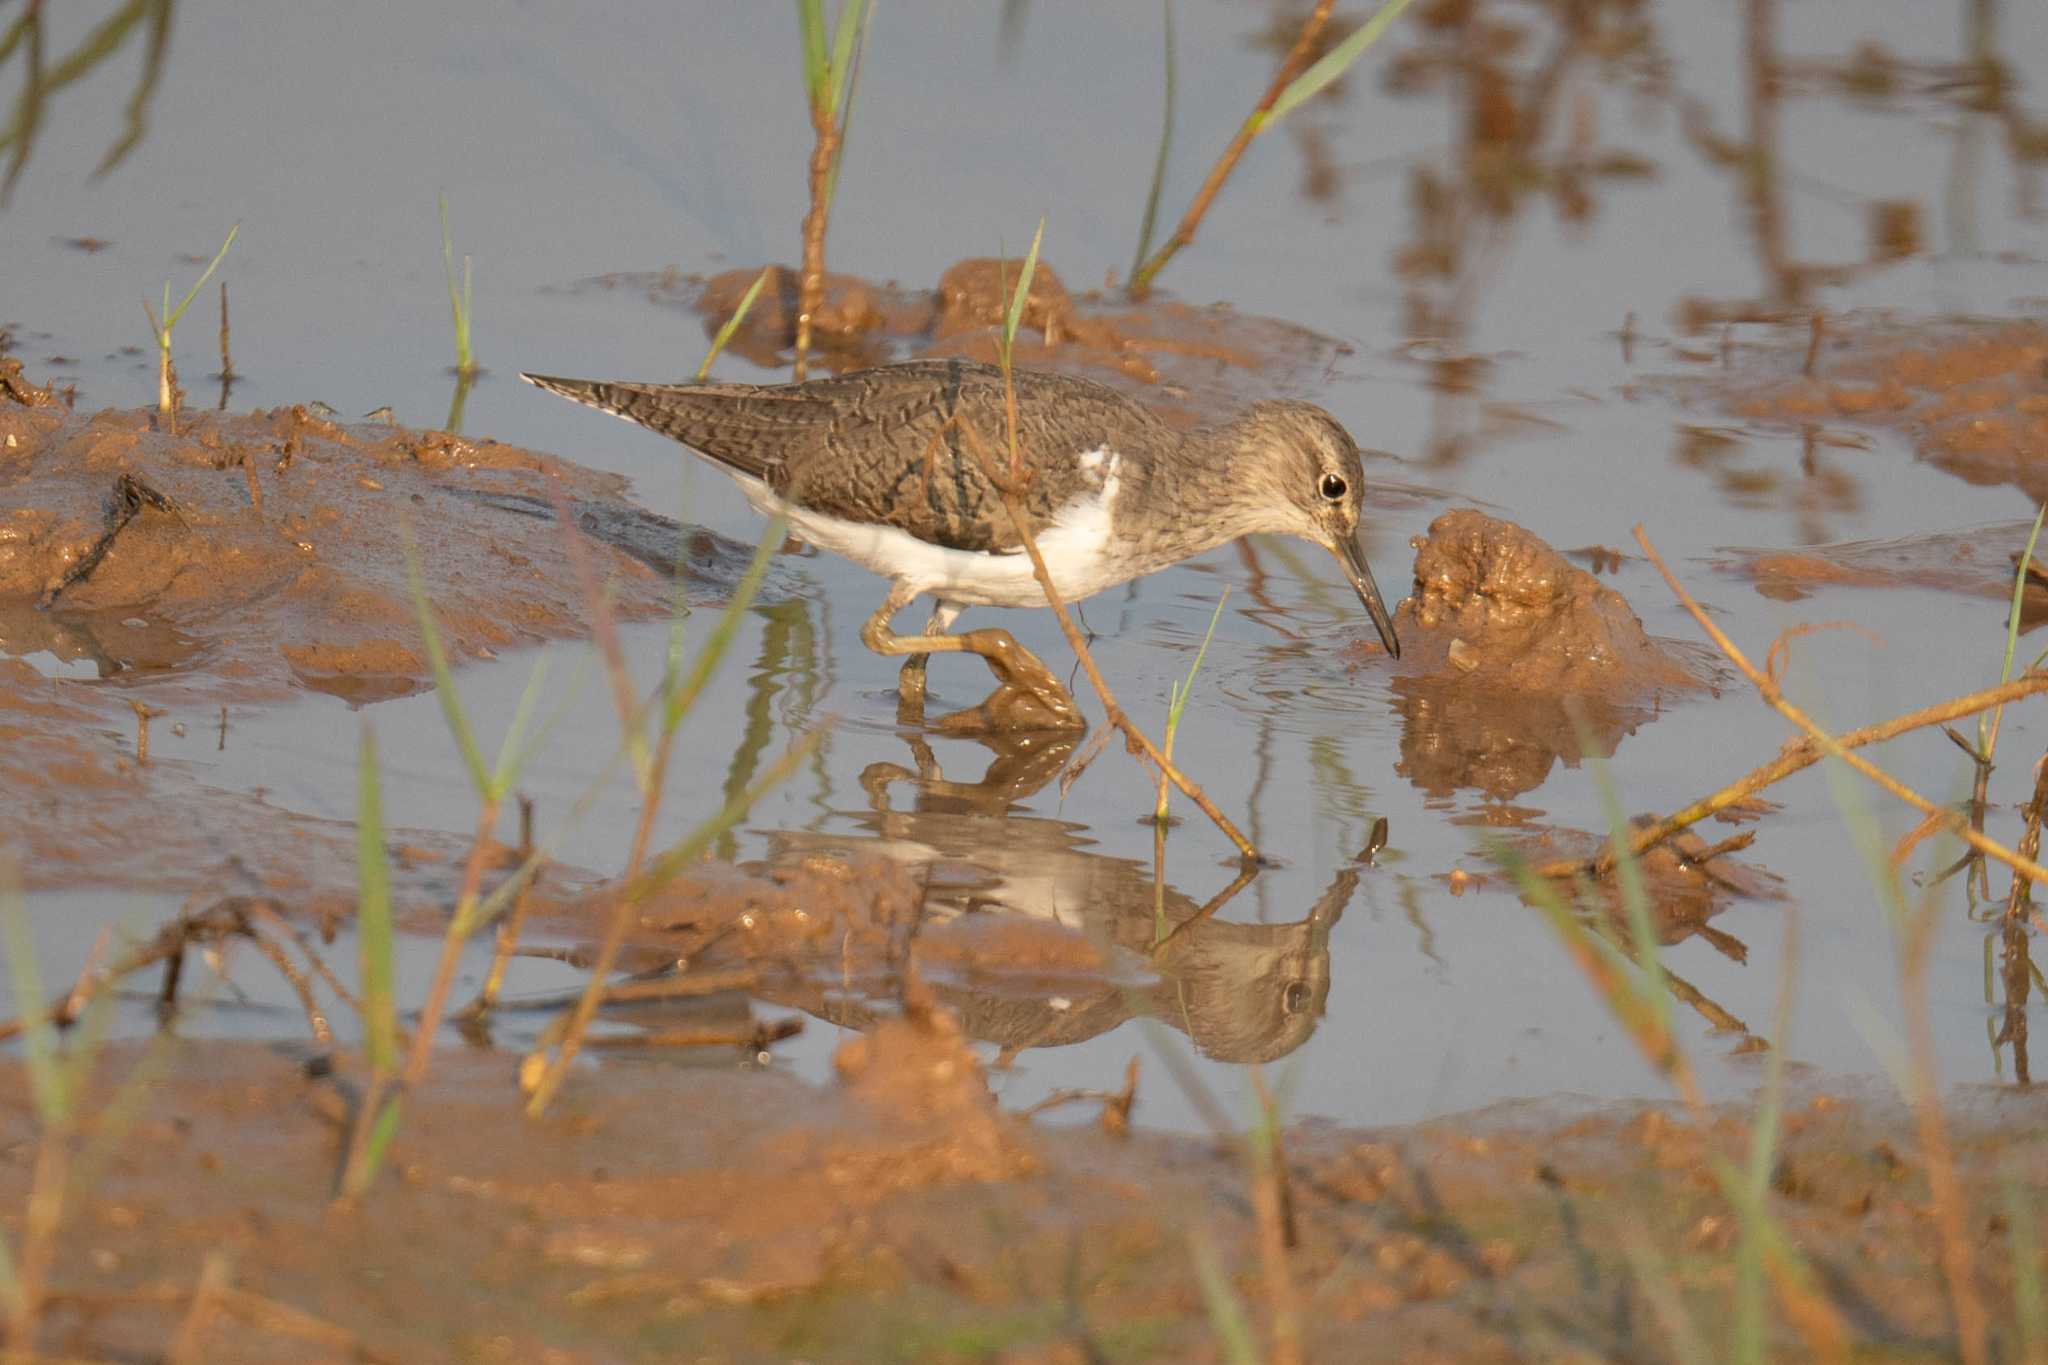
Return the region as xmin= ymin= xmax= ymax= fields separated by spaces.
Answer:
xmin=727 ymin=458 xmax=1129 ymax=610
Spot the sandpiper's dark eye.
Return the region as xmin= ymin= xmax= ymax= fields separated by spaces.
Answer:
xmin=1319 ymin=473 xmax=1348 ymax=502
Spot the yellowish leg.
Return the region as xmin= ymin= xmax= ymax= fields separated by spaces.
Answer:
xmin=894 ymin=600 xmax=960 ymax=725
xmin=863 ymin=588 xmax=1084 ymax=733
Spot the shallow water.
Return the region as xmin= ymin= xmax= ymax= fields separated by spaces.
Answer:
xmin=4 ymin=0 xmax=2045 ymax=1134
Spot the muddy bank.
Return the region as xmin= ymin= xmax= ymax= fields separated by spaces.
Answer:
xmin=1714 ymin=519 xmax=2048 ymax=615
xmin=5 ymin=1037 xmax=2043 ymax=1363
xmin=577 ymin=257 xmax=1361 ymax=429
xmin=1369 ymin=510 xmax=1712 ymax=800
xmin=0 ymin=377 xmax=781 ymax=705
xmin=0 ymin=373 xmax=795 ymax=891
xmin=1692 ymin=318 xmax=2048 ymax=502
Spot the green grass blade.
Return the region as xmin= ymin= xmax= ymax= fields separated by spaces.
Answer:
xmin=796 ymin=0 xmax=829 ymax=105
xmin=1187 ymin=1228 xmax=1259 ymax=1365
xmin=696 ymin=266 xmax=773 ymax=381
xmin=822 ymin=0 xmax=878 ymax=211
xmin=631 ymin=728 xmax=825 ymax=898
xmin=163 ymin=221 xmax=238 ymax=331
xmin=0 ymin=858 xmax=66 ymax=1125
xmin=357 ymin=724 xmax=397 ymax=1074
xmin=488 ymin=650 xmax=554 ymax=800
xmin=1166 ymin=587 xmax=1228 ymax=741
xmin=663 ymin=518 xmax=786 ymax=731
xmin=1130 ymin=0 xmax=1177 ymax=283
xmin=2008 ymin=1175 xmax=2046 ymax=1358
xmin=1002 ymin=216 xmax=1047 ymax=356
xmin=826 ymin=0 xmax=868 ymax=114
xmin=1581 ymin=737 xmax=1673 ymax=1037
xmin=1259 ymin=0 xmax=1418 ymax=130
xmin=362 ymin=1095 xmax=404 ymax=1179
xmin=402 ymin=530 xmax=491 ymax=795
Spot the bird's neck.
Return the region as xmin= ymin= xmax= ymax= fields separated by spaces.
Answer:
xmin=1120 ymin=419 xmax=1283 ymax=562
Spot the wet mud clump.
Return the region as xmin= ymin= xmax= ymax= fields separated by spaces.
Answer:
xmin=1378 ymin=510 xmax=1710 ymax=800
xmin=1715 ymin=518 xmax=2047 ymax=609
xmin=0 ymin=395 xmax=688 ymax=703
xmin=1714 ymin=319 xmax=2048 ymax=501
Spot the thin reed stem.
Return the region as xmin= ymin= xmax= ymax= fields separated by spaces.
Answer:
xmin=1130 ymin=0 xmax=1334 ymax=297
xmin=1623 ymin=525 xmax=2048 ymax=889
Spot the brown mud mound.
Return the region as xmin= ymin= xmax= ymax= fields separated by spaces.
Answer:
xmin=0 ymin=391 xmax=749 ymax=705
xmin=589 ymin=257 xmax=1355 ymax=428
xmin=1708 ymin=319 xmax=2048 ymax=500
xmin=6 ymin=1040 xmax=2042 ymax=1363
xmin=1376 ymin=510 xmax=1712 ymax=800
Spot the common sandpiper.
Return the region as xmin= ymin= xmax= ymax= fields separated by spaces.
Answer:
xmin=523 ymin=359 xmax=1401 ymax=731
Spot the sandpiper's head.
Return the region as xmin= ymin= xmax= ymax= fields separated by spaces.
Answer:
xmin=1236 ymin=401 xmax=1402 ymax=658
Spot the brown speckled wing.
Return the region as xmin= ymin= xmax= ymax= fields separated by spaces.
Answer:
xmin=527 ymin=360 xmax=1170 ymax=554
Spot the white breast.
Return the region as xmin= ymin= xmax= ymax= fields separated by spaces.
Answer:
xmin=729 ymin=448 xmax=1129 ymax=610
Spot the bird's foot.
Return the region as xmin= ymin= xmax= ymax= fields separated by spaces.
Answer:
xmin=931 ymin=680 xmax=1084 ymax=734
xmin=895 ymin=654 xmax=932 ymax=727
xmin=928 ymin=628 xmax=1087 ymax=734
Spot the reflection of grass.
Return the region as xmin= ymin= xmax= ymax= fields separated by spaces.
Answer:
xmin=1128 ymin=0 xmax=1416 ymax=295
xmin=1129 ymin=0 xmax=1177 ymax=286
xmin=0 ymin=0 xmax=173 ymax=205
xmin=1156 ymin=590 xmax=1229 ymax=825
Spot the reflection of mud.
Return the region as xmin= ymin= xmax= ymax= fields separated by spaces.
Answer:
xmin=1523 ymin=820 xmax=1782 ymax=958
xmin=1375 ymin=511 xmax=1710 ymax=800
xmin=572 ymin=737 xmax=1357 ymax=1065
xmin=1715 ymin=520 xmax=2044 ymax=610
xmin=0 ymin=656 xmax=605 ymax=905
xmin=1707 ymin=321 xmax=2048 ymax=501
xmin=587 ymin=257 xmax=1351 ymax=427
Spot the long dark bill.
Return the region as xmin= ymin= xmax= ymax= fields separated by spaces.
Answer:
xmin=1334 ymin=530 xmax=1402 ymax=659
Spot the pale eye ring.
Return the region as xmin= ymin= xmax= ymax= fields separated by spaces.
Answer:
xmin=1319 ymin=473 xmax=1348 ymax=502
